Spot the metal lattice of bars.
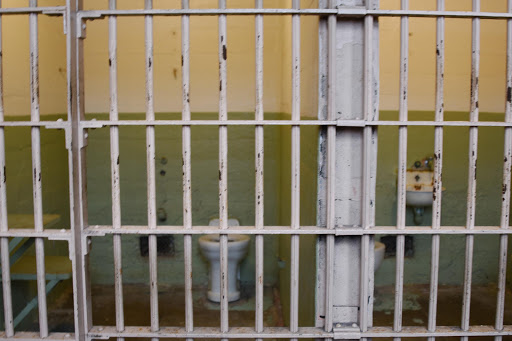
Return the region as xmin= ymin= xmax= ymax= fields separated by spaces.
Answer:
xmin=0 ymin=0 xmax=511 ymax=340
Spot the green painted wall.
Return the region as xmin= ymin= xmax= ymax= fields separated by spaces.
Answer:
xmin=86 ymin=112 xmax=284 ymax=288
xmin=2 ymin=110 xmax=511 ymax=329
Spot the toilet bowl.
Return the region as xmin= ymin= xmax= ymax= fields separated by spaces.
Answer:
xmin=199 ymin=218 xmax=250 ymax=302
xmin=375 ymin=241 xmax=385 ymax=271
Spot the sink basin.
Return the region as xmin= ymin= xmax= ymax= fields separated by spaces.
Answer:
xmin=406 ymin=185 xmax=435 ymax=207
xmin=405 ymin=170 xmax=445 ymax=207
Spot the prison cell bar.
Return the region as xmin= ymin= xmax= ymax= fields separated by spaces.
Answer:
xmin=323 ymin=0 xmax=336 ymax=334
xmin=254 ymin=0 xmax=264 ymax=338
xmin=84 ymin=325 xmax=512 ymax=339
xmin=315 ymin=0 xmax=328 ymax=331
xmin=144 ymin=0 xmax=159 ymax=338
xmin=217 ymin=0 xmax=229 ymax=335
xmin=427 ymin=1 xmax=445 ymax=341
xmin=394 ymin=0 xmax=409 ymax=340
xmin=461 ymin=1 xmax=480 ymax=340
xmin=76 ymin=8 xmax=512 ymax=19
xmin=75 ymin=119 xmax=512 ymax=128
xmin=181 ymin=0 xmax=194 ymax=338
xmin=360 ymin=0 xmax=376 ymax=336
xmin=0 ymin=0 xmax=14 ymax=335
xmin=495 ymin=1 xmax=512 ymax=340
xmin=28 ymin=0 xmax=50 ymax=337
xmin=290 ymin=1 xmax=301 ymax=339
xmin=108 ymin=0 xmax=125 ymax=339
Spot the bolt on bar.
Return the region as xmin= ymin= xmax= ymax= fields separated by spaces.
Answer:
xmin=428 ymin=2 xmax=445 ymax=341
xmin=108 ymin=1 xmax=125 ymax=339
xmin=144 ymin=0 xmax=159 ymax=338
xmin=360 ymin=0 xmax=376 ymax=337
xmin=323 ymin=0 xmax=336 ymax=334
xmin=461 ymin=1 xmax=480 ymax=340
xmin=495 ymin=2 xmax=512 ymax=340
xmin=218 ymin=0 xmax=229 ymax=335
xmin=0 ymin=1 xmax=14 ymax=335
xmin=394 ymin=0 xmax=409 ymax=340
xmin=29 ymin=0 xmax=49 ymax=337
xmin=254 ymin=0 xmax=264 ymax=338
xmin=290 ymin=0 xmax=301 ymax=339
xmin=181 ymin=0 xmax=194 ymax=338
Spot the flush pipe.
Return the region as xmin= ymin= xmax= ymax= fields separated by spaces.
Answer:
xmin=412 ymin=206 xmax=425 ymax=225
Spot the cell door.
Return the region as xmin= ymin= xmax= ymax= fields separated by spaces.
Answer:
xmin=0 ymin=1 xmax=512 ymax=341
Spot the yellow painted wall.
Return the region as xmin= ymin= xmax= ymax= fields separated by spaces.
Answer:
xmin=1 ymin=0 xmax=509 ymax=116
xmin=380 ymin=0 xmax=508 ymax=112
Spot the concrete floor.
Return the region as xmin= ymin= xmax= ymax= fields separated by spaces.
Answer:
xmin=39 ymin=283 xmax=512 ymax=341
xmin=44 ymin=283 xmax=283 ymax=333
xmin=374 ymin=284 xmax=512 ymax=341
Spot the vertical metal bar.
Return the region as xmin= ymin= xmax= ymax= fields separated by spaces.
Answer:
xmin=29 ymin=0 xmax=48 ymax=337
xmin=218 ymin=0 xmax=229 ymax=334
xmin=181 ymin=0 xmax=194 ymax=337
xmin=315 ymin=0 xmax=328 ymax=329
xmin=429 ymin=1 xmax=445 ymax=340
xmin=109 ymin=0 xmax=125 ymax=338
xmin=290 ymin=0 xmax=300 ymax=338
xmin=254 ymin=0 xmax=264 ymax=337
xmin=495 ymin=2 xmax=512 ymax=340
xmin=461 ymin=1 xmax=480 ymax=339
xmin=0 ymin=0 xmax=13 ymax=335
xmin=394 ymin=0 xmax=408 ymax=339
xmin=145 ymin=0 xmax=159 ymax=338
xmin=360 ymin=1 xmax=374 ymax=336
xmin=324 ymin=0 xmax=336 ymax=334
xmin=67 ymin=0 xmax=92 ymax=339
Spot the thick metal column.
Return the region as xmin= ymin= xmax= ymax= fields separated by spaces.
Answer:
xmin=67 ymin=1 xmax=92 ymax=341
xmin=316 ymin=0 xmax=379 ymax=337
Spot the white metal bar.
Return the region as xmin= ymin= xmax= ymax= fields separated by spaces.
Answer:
xmin=394 ymin=0 xmax=408 ymax=339
xmin=428 ymin=2 xmax=445 ymax=340
xmin=144 ymin=0 xmax=159 ymax=337
xmin=89 ymin=326 xmax=332 ymax=339
xmin=360 ymin=0 xmax=375 ymax=335
xmin=290 ymin=0 xmax=300 ymax=337
xmin=84 ymin=224 xmax=512 ymax=236
xmin=86 ymin=325 xmax=512 ymax=339
xmin=29 ymin=0 xmax=48 ymax=336
xmin=218 ymin=0 xmax=229 ymax=334
xmin=461 ymin=2 xmax=480 ymax=339
xmin=254 ymin=0 xmax=264 ymax=337
xmin=324 ymin=0 xmax=336 ymax=334
xmin=181 ymin=0 xmax=193 ymax=337
xmin=0 ymin=0 xmax=13 ymax=334
xmin=0 ymin=6 xmax=65 ymax=14
xmin=77 ymin=119 xmax=512 ymax=128
xmin=495 ymin=3 xmax=512 ymax=340
xmin=77 ymin=8 xmax=512 ymax=19
xmin=109 ymin=0 xmax=124 ymax=338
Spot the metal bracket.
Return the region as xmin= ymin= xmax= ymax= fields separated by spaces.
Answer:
xmin=332 ymin=324 xmax=361 ymax=339
xmin=42 ymin=7 xmax=67 ymax=35
xmin=48 ymin=229 xmax=72 ymax=241
xmin=79 ymin=120 xmax=103 ymax=149
xmin=337 ymin=6 xmax=366 ymax=18
xmin=76 ymin=11 xmax=104 ymax=39
xmin=45 ymin=120 xmax=72 ymax=150
xmin=336 ymin=119 xmax=366 ymax=127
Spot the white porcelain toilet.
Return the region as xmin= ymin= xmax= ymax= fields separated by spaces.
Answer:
xmin=199 ymin=218 xmax=250 ymax=302
xmin=375 ymin=241 xmax=385 ymax=271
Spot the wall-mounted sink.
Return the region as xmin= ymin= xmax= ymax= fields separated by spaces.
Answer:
xmin=406 ymin=185 xmax=435 ymax=207
xmin=405 ymin=167 xmax=445 ymax=224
